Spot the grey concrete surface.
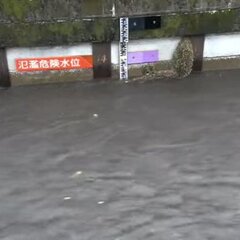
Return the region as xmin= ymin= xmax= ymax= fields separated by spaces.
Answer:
xmin=1 ymin=70 xmax=240 ymax=240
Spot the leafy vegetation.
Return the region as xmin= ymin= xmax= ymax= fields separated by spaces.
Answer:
xmin=0 ymin=0 xmax=40 ymax=20
xmin=172 ymin=38 xmax=194 ymax=78
xmin=0 ymin=0 xmax=239 ymax=47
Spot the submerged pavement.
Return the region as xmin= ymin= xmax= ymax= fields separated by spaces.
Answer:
xmin=1 ymin=70 xmax=240 ymax=240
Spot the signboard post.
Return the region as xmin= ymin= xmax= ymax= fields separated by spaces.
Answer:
xmin=119 ymin=17 xmax=129 ymax=81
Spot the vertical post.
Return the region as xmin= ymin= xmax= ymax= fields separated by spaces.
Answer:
xmin=0 ymin=48 xmax=11 ymax=88
xmin=189 ymin=35 xmax=205 ymax=72
xmin=93 ymin=43 xmax=112 ymax=80
xmin=119 ymin=17 xmax=129 ymax=81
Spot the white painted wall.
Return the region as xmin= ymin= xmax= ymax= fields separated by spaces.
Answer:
xmin=7 ymin=44 xmax=92 ymax=72
xmin=7 ymin=32 xmax=240 ymax=73
xmin=111 ymin=38 xmax=180 ymax=65
xmin=204 ymin=32 xmax=240 ymax=58
xmin=7 ymin=38 xmax=180 ymax=73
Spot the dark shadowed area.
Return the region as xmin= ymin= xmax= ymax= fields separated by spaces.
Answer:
xmin=1 ymin=70 xmax=240 ymax=240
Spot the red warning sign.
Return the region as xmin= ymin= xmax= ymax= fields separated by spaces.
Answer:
xmin=16 ymin=55 xmax=93 ymax=72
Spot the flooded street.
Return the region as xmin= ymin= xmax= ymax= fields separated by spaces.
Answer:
xmin=1 ymin=70 xmax=240 ymax=240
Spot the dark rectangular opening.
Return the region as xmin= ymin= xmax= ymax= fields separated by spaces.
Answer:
xmin=145 ymin=16 xmax=161 ymax=30
xmin=129 ymin=17 xmax=145 ymax=31
xmin=129 ymin=16 xmax=161 ymax=32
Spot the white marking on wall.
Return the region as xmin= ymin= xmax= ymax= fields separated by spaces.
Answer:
xmin=7 ymin=44 xmax=92 ymax=72
xmin=111 ymin=38 xmax=180 ymax=65
xmin=204 ymin=32 xmax=240 ymax=58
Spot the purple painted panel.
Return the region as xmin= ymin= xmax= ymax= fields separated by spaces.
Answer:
xmin=128 ymin=50 xmax=159 ymax=65
xmin=143 ymin=50 xmax=159 ymax=63
xmin=128 ymin=52 xmax=144 ymax=65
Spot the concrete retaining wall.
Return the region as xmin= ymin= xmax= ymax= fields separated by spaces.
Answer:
xmin=7 ymin=44 xmax=92 ymax=73
xmin=7 ymin=44 xmax=93 ymax=86
xmin=3 ymin=32 xmax=240 ymax=86
xmin=7 ymin=38 xmax=181 ymax=85
xmin=203 ymin=32 xmax=240 ymax=71
xmin=111 ymin=38 xmax=180 ymax=65
xmin=204 ymin=32 xmax=240 ymax=58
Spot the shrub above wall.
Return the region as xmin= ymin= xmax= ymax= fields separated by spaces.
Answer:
xmin=172 ymin=38 xmax=194 ymax=78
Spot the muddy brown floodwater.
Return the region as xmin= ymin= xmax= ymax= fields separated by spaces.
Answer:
xmin=1 ymin=70 xmax=240 ymax=240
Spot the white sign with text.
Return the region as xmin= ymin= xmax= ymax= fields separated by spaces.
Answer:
xmin=119 ymin=17 xmax=129 ymax=80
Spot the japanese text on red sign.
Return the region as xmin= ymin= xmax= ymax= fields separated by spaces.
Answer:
xmin=16 ymin=55 xmax=93 ymax=72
